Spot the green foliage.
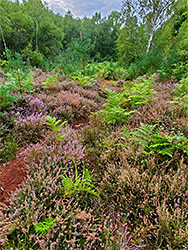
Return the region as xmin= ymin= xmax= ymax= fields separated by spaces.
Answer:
xmin=127 ymin=48 xmax=164 ymax=79
xmin=171 ymin=76 xmax=188 ymax=110
xmin=176 ymin=11 xmax=188 ymax=49
xmin=61 ymin=162 xmax=101 ymax=200
xmin=120 ymin=123 xmax=188 ymax=157
xmin=0 ymin=50 xmax=30 ymax=73
xmin=117 ymin=17 xmax=147 ymax=66
xmin=100 ymin=89 xmax=135 ymax=124
xmin=37 ymin=17 xmax=64 ymax=58
xmin=33 ymin=216 xmax=56 ymax=237
xmin=72 ymin=75 xmax=95 ymax=87
xmin=159 ymin=50 xmax=181 ymax=80
xmin=42 ymin=73 xmax=59 ymax=89
xmin=45 ymin=116 xmax=69 ymax=140
xmin=57 ymin=31 xmax=95 ymax=76
xmin=55 ymin=49 xmax=82 ymax=76
xmin=0 ymin=0 xmax=64 ymax=63
xmin=172 ymin=49 xmax=188 ymax=80
xmin=0 ymin=134 xmax=18 ymax=163
xmin=22 ymin=43 xmax=44 ymax=68
xmin=5 ymin=69 xmax=33 ymax=93
xmin=100 ymin=76 xmax=156 ymax=124
xmin=0 ymin=85 xmax=17 ymax=112
xmin=62 ymin=11 xmax=81 ymax=50
xmin=0 ymin=67 xmax=33 ymax=112
xmin=121 ymin=0 xmax=176 ymax=53
xmin=46 ymin=116 xmax=68 ymax=132
xmin=173 ymin=76 xmax=188 ymax=97
xmin=8 ymin=11 xmax=34 ymax=51
xmin=155 ymin=17 xmax=175 ymax=56
xmin=45 ymin=116 xmax=70 ymax=141
xmin=71 ymin=61 xmax=127 ymax=88
xmin=122 ymin=76 xmax=155 ymax=108
xmin=94 ymin=61 xmax=126 ymax=80
xmin=74 ymin=30 xmax=94 ymax=66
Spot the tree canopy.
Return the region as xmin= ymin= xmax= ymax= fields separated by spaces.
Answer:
xmin=0 ymin=0 xmax=187 ymax=76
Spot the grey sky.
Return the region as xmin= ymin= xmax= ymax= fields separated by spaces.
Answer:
xmin=44 ymin=0 xmax=122 ymax=18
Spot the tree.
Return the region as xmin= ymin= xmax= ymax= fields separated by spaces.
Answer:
xmin=22 ymin=0 xmax=64 ymax=58
xmin=122 ymin=0 xmax=177 ymax=52
xmin=155 ymin=0 xmax=188 ymax=55
xmin=117 ymin=15 xmax=147 ymax=65
xmin=88 ymin=11 xmax=122 ymax=61
xmin=0 ymin=5 xmax=8 ymax=51
xmin=22 ymin=0 xmax=44 ymax=50
xmin=62 ymin=11 xmax=81 ymax=49
xmin=0 ymin=0 xmax=16 ymax=52
xmin=8 ymin=12 xmax=34 ymax=51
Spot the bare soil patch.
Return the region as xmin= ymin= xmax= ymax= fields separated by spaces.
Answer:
xmin=0 ymin=156 xmax=27 ymax=205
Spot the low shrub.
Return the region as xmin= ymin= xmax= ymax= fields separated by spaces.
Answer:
xmin=0 ymin=129 xmax=114 ymax=249
xmin=77 ymin=61 xmax=127 ymax=81
xmin=80 ymin=113 xmax=113 ymax=169
xmin=22 ymin=125 xmax=85 ymax=168
xmin=120 ymin=123 xmax=188 ymax=158
xmin=14 ymin=112 xmax=46 ymax=145
xmin=100 ymin=76 xmax=155 ymax=124
xmin=101 ymin=157 xmax=188 ymax=249
xmin=159 ymin=50 xmax=180 ymax=81
xmin=0 ymin=134 xmax=18 ymax=163
xmin=0 ymin=67 xmax=34 ymax=113
xmin=37 ymin=90 xmax=99 ymax=122
xmin=127 ymin=48 xmax=164 ymax=80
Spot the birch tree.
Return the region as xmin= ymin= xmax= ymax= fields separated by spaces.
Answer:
xmin=0 ymin=23 xmax=7 ymax=51
xmin=0 ymin=5 xmax=10 ymax=51
xmin=122 ymin=0 xmax=177 ymax=52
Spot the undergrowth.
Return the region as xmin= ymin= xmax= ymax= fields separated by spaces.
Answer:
xmin=0 ymin=62 xmax=187 ymax=250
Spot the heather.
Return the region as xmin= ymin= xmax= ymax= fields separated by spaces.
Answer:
xmin=0 ymin=61 xmax=188 ymax=250
xmin=1 ymin=0 xmax=188 ymax=248
xmin=0 ymin=130 xmax=110 ymax=249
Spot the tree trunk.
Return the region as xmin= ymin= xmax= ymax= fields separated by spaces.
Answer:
xmin=35 ymin=20 xmax=39 ymax=50
xmin=146 ymin=28 xmax=154 ymax=53
xmin=0 ymin=23 xmax=7 ymax=51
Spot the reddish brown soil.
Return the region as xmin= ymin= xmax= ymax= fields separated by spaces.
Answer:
xmin=0 ymin=156 xmax=27 ymax=205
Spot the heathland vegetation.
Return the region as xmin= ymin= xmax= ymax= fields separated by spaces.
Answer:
xmin=0 ymin=0 xmax=188 ymax=249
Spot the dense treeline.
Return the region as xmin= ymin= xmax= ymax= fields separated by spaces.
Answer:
xmin=0 ymin=0 xmax=188 ymax=77
xmin=0 ymin=0 xmax=121 ymax=68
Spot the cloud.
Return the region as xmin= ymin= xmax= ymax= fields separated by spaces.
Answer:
xmin=44 ymin=0 xmax=122 ymax=18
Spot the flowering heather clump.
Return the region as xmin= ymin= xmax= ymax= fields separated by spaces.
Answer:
xmin=60 ymin=80 xmax=76 ymax=91
xmin=37 ymin=90 xmax=99 ymax=121
xmin=152 ymin=82 xmax=176 ymax=92
xmin=79 ymin=97 xmax=99 ymax=117
xmin=37 ymin=90 xmax=81 ymax=108
xmin=14 ymin=112 xmax=46 ymax=145
xmin=80 ymin=113 xmax=114 ymax=168
xmin=101 ymin=157 xmax=188 ymax=249
xmin=24 ymin=126 xmax=85 ymax=168
xmin=25 ymin=94 xmax=47 ymax=113
xmin=37 ymin=91 xmax=81 ymax=121
xmin=72 ymin=84 xmax=101 ymax=102
xmin=0 ymin=128 xmax=114 ymax=249
xmin=129 ymin=97 xmax=178 ymax=129
xmin=0 ymin=111 xmax=15 ymax=136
